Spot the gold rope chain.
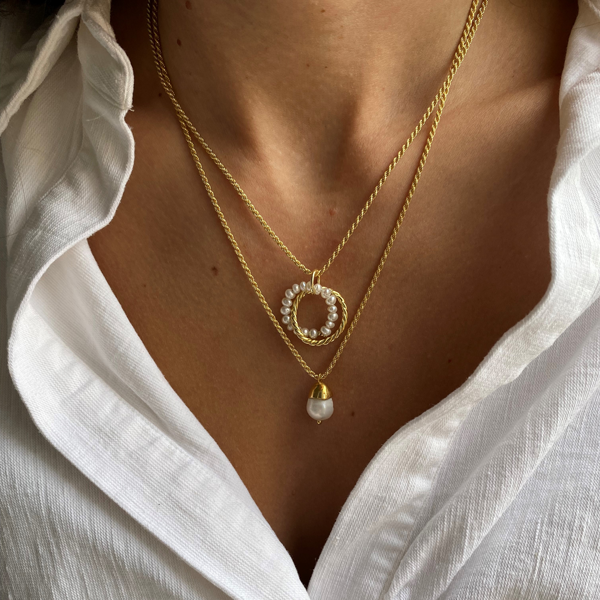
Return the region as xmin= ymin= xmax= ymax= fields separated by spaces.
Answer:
xmin=146 ymin=0 xmax=489 ymax=381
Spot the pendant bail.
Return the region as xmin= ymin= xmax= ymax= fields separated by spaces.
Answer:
xmin=310 ymin=270 xmax=321 ymax=293
xmin=307 ymin=379 xmax=334 ymax=423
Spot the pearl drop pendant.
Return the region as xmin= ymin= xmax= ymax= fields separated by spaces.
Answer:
xmin=307 ymin=380 xmax=334 ymax=424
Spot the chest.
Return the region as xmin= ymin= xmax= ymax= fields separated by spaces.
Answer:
xmin=88 ymin=82 xmax=557 ymax=585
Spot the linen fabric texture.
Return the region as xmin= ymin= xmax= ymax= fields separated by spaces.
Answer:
xmin=1 ymin=0 xmax=600 ymax=598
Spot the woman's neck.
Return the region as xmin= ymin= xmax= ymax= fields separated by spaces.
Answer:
xmin=110 ymin=0 xmax=576 ymax=192
xmin=154 ymin=0 xmax=472 ymax=146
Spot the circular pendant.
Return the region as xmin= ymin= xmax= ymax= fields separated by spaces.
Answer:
xmin=279 ymin=279 xmax=348 ymax=346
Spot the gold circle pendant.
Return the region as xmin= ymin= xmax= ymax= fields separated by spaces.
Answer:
xmin=279 ymin=280 xmax=348 ymax=346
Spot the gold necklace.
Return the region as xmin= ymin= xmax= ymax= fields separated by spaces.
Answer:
xmin=146 ymin=0 xmax=489 ymax=422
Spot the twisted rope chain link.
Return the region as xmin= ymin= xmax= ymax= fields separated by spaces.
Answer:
xmin=146 ymin=0 xmax=489 ymax=380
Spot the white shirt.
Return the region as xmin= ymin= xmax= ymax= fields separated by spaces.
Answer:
xmin=1 ymin=0 xmax=600 ymax=598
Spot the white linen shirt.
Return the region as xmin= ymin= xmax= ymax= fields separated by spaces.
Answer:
xmin=2 ymin=0 xmax=600 ymax=598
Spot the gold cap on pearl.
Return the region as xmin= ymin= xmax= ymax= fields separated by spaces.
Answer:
xmin=309 ymin=381 xmax=332 ymax=400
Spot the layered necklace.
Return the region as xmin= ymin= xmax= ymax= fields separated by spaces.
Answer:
xmin=146 ymin=0 xmax=489 ymax=423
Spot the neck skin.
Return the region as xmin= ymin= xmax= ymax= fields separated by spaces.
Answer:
xmin=110 ymin=0 xmax=575 ymax=196
xmin=148 ymin=0 xmax=473 ymax=172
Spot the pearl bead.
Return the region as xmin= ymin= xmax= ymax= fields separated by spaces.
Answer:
xmin=328 ymin=312 xmax=338 ymax=321
xmin=285 ymin=289 xmax=295 ymax=299
xmin=306 ymin=281 xmax=312 ymax=292
xmin=328 ymin=305 xmax=337 ymax=313
xmin=321 ymin=287 xmax=331 ymax=298
xmin=292 ymin=283 xmax=301 ymax=294
xmin=326 ymin=320 xmax=335 ymax=329
xmin=300 ymin=282 xmax=307 ymax=291
xmin=321 ymin=326 xmax=332 ymax=336
xmin=302 ymin=328 xmax=309 ymax=336
xmin=307 ymin=398 xmax=334 ymax=421
xmin=282 ymin=298 xmax=292 ymax=307
xmin=287 ymin=324 xmax=294 ymax=331
xmin=280 ymin=306 xmax=291 ymax=315
xmin=326 ymin=295 xmax=337 ymax=305
xmin=313 ymin=283 xmax=322 ymax=294
xmin=309 ymin=329 xmax=318 ymax=339
xmin=282 ymin=315 xmax=291 ymax=324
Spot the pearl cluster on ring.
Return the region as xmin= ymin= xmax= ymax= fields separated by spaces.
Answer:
xmin=280 ymin=281 xmax=339 ymax=339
